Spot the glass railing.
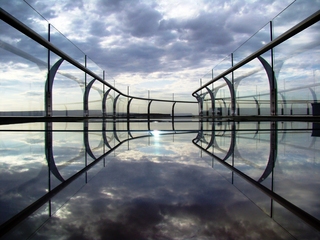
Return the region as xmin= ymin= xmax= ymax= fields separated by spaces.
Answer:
xmin=0 ymin=2 xmax=197 ymax=118
xmin=194 ymin=0 xmax=320 ymax=117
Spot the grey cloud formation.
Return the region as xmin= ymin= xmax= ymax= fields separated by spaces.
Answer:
xmin=32 ymin=160 xmax=293 ymax=239
xmin=5 ymin=0 xmax=319 ymax=95
xmin=22 ymin=0 xmax=296 ymax=81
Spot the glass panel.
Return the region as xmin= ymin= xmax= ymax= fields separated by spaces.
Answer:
xmin=50 ymin=25 xmax=85 ymax=66
xmin=272 ymin=0 xmax=320 ymax=39
xmin=150 ymin=101 xmax=172 ymax=116
xmin=174 ymin=102 xmax=198 ymax=117
xmin=1 ymin=0 xmax=48 ymax=39
xmin=235 ymin=57 xmax=271 ymax=116
xmin=51 ymin=57 xmax=84 ymax=117
xmin=130 ymin=99 xmax=148 ymax=115
xmin=0 ymin=21 xmax=47 ymax=116
xmin=115 ymin=95 xmax=128 ymax=116
xmin=214 ymin=77 xmax=231 ymax=116
xmin=233 ymin=23 xmax=270 ymax=65
xmin=275 ymin=21 xmax=320 ymax=115
xmin=212 ymin=54 xmax=231 ymax=78
xmin=86 ymin=56 xmax=103 ymax=80
xmin=88 ymin=81 xmax=103 ymax=117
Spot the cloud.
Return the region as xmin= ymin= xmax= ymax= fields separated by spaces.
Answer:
xmin=32 ymin=158 xmax=294 ymax=239
xmin=9 ymin=0 xmax=299 ymax=95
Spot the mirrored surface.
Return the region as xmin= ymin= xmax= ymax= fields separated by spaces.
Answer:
xmin=0 ymin=120 xmax=319 ymax=239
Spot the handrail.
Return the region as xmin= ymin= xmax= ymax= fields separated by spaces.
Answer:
xmin=0 ymin=8 xmax=196 ymax=105
xmin=192 ymin=10 xmax=320 ymax=96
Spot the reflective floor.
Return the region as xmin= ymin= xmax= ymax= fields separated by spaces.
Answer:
xmin=0 ymin=120 xmax=320 ymax=239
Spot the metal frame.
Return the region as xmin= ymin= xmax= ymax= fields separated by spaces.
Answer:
xmin=193 ymin=10 xmax=320 ymax=116
xmin=0 ymin=7 xmax=197 ymax=119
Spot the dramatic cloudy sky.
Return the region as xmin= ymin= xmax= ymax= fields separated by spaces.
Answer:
xmin=20 ymin=0 xmax=298 ymax=96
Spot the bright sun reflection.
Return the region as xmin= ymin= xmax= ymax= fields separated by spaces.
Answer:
xmin=152 ymin=130 xmax=160 ymax=137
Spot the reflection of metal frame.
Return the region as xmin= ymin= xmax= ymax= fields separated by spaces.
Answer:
xmin=0 ymin=120 xmax=197 ymax=237
xmin=192 ymin=123 xmax=320 ymax=232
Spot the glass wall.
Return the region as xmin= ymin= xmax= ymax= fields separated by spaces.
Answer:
xmin=194 ymin=0 xmax=320 ymax=117
xmin=0 ymin=3 xmax=196 ymax=119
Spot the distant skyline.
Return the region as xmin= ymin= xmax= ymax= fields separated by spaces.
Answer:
xmin=21 ymin=0 xmax=296 ymax=96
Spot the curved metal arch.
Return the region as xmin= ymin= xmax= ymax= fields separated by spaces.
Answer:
xmin=222 ymin=76 xmax=236 ymax=115
xmin=113 ymin=94 xmax=121 ymax=117
xmin=84 ymin=78 xmax=97 ymax=117
xmin=258 ymin=122 xmax=277 ymax=182
xmin=278 ymin=92 xmax=287 ymax=115
xmin=127 ymin=98 xmax=134 ymax=138
xmin=257 ymin=56 xmax=277 ymax=115
xmin=204 ymin=122 xmax=236 ymax=161
xmin=45 ymin=58 xmax=64 ymax=116
xmin=253 ymin=96 xmax=261 ymax=115
xmin=205 ymin=87 xmax=215 ymax=116
xmin=147 ymin=100 xmax=153 ymax=131
xmin=45 ymin=122 xmax=65 ymax=182
xmin=102 ymin=121 xmax=112 ymax=149
xmin=83 ymin=121 xmax=97 ymax=160
xmin=205 ymin=122 xmax=216 ymax=150
xmin=172 ymin=102 xmax=177 ymax=131
xmin=194 ymin=93 xmax=203 ymax=116
xmin=102 ymin=88 xmax=112 ymax=116
xmin=308 ymin=87 xmax=317 ymax=102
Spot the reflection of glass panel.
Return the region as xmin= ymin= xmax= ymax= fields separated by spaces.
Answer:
xmin=0 ymin=130 xmax=47 ymax=225
xmin=1 ymin=121 xmax=320 ymax=239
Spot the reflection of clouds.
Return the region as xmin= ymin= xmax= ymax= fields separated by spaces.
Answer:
xmin=32 ymin=136 xmax=293 ymax=239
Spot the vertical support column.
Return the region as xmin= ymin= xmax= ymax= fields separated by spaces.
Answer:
xmin=46 ymin=23 xmax=51 ymax=117
xmin=127 ymin=98 xmax=133 ymax=138
xmin=103 ymin=71 xmax=105 ymax=117
xmin=270 ymin=21 xmax=277 ymax=116
xmin=270 ymin=121 xmax=277 ymax=217
xmin=231 ymin=53 xmax=236 ymax=116
xmin=84 ymin=55 xmax=87 ymax=117
xmin=231 ymin=122 xmax=236 ymax=184
xmin=45 ymin=58 xmax=64 ymax=117
xmin=45 ymin=121 xmax=52 ymax=216
xmin=84 ymin=120 xmax=88 ymax=183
